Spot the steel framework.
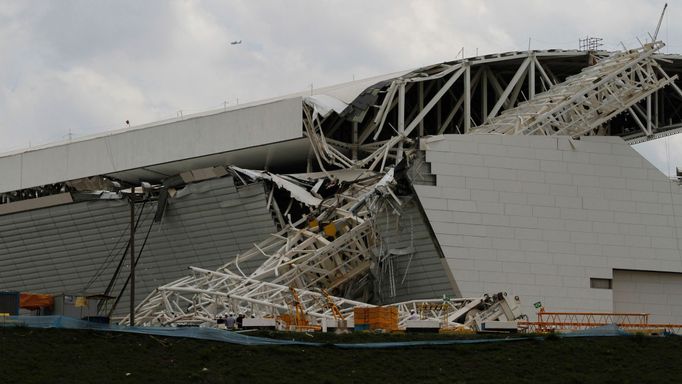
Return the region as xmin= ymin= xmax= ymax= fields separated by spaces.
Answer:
xmin=472 ymin=42 xmax=682 ymax=137
xmin=125 ymin=168 xmax=400 ymax=326
xmin=304 ymin=41 xmax=682 ymax=176
xmin=125 ymin=40 xmax=682 ymax=329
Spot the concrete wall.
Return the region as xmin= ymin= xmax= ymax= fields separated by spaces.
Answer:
xmin=415 ymin=134 xmax=682 ymax=320
xmin=374 ymin=198 xmax=456 ymax=304
xmin=0 ymin=97 xmax=303 ymax=193
xmin=0 ymin=176 xmax=277 ymax=317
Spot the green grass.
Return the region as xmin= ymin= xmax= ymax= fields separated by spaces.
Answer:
xmin=1 ymin=327 xmax=681 ymax=383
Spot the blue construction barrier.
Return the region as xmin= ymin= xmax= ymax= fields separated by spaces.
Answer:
xmin=560 ymin=323 xmax=628 ymax=337
xmin=0 ymin=316 xmax=651 ymax=349
xmin=0 ymin=316 xmax=319 ymax=346
xmin=333 ymin=337 xmax=538 ymax=349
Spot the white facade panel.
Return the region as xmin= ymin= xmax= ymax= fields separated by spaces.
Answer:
xmin=0 ymin=97 xmax=303 ymax=193
xmin=417 ymin=134 xmax=682 ymax=320
xmin=613 ymin=270 xmax=682 ymax=324
xmin=0 ymin=154 xmax=22 ymax=192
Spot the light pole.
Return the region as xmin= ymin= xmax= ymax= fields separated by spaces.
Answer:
xmin=129 ymin=193 xmax=136 ymax=326
xmin=122 ymin=182 xmax=152 ymax=326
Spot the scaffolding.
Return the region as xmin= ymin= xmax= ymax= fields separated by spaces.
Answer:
xmin=579 ymin=36 xmax=604 ymax=51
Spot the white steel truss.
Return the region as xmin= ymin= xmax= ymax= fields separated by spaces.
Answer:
xmin=395 ymin=293 xmax=523 ymax=329
xmin=127 ymin=266 xmax=372 ymax=326
xmin=303 ymin=41 xmax=682 ymax=175
xmin=125 ymin=41 xmax=681 ymax=330
xmin=125 ymin=168 xmax=401 ymax=326
xmin=471 ymin=42 xmax=682 ymax=137
xmin=125 ymin=164 xmax=525 ymax=329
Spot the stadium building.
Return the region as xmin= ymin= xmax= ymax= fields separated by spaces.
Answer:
xmin=2 ymin=41 xmax=682 ymax=325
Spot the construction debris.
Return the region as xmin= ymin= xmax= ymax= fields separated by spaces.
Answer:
xmin=125 ymin=167 xmax=400 ymax=327
xmin=126 ymin=163 xmax=524 ymax=331
xmin=124 ymin=38 xmax=680 ymax=333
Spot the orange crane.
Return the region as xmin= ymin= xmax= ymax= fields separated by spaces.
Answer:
xmin=286 ymin=286 xmax=321 ymax=331
xmin=320 ymin=288 xmax=344 ymax=321
xmin=518 ymin=308 xmax=682 ymax=334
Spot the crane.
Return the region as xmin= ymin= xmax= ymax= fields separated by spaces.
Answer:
xmin=287 ymin=286 xmax=308 ymax=329
xmin=320 ymin=288 xmax=344 ymax=321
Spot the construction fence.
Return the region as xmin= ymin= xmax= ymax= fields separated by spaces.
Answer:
xmin=3 ymin=316 xmax=676 ymax=349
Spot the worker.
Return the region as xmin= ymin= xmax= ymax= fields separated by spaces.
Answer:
xmin=236 ymin=313 xmax=245 ymax=329
xmin=408 ymin=309 xmax=418 ymax=320
xmin=225 ymin=313 xmax=236 ymax=330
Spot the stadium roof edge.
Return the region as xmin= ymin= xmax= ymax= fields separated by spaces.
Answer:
xmin=4 ymin=48 xmax=682 ymax=193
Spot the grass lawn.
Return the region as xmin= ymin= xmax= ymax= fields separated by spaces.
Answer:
xmin=2 ymin=327 xmax=681 ymax=383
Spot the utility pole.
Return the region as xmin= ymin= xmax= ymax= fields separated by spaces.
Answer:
xmin=129 ymin=194 xmax=135 ymax=326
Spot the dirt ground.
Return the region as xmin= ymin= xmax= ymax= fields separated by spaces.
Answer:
xmin=2 ymin=327 xmax=681 ymax=383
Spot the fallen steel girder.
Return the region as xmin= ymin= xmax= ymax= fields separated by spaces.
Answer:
xmin=125 ymin=166 xmax=524 ymax=329
xmin=396 ymin=292 xmax=523 ymax=330
xmin=471 ymin=42 xmax=682 ymax=137
xmin=127 ymin=263 xmax=522 ymax=330
xmin=125 ymin=40 xmax=682 ymax=329
xmin=221 ymin=168 xmax=397 ymax=294
xmin=225 ymin=218 xmax=376 ymax=294
xmin=125 ymin=168 xmax=400 ymax=326
xmin=126 ymin=267 xmax=373 ymax=326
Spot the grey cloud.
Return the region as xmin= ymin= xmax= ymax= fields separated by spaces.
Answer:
xmin=31 ymin=1 xmax=175 ymax=64
xmin=1 ymin=0 xmax=681 ymax=161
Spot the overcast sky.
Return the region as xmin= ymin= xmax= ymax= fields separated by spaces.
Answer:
xmin=0 ymin=0 xmax=680 ymax=175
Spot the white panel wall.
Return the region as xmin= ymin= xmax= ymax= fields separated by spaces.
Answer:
xmin=416 ymin=134 xmax=682 ymax=320
xmin=0 ymin=97 xmax=303 ymax=193
xmin=613 ymin=270 xmax=682 ymax=324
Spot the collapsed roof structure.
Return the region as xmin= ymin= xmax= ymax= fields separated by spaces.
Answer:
xmin=123 ymin=41 xmax=682 ymax=327
xmin=3 ymin=37 xmax=682 ymax=327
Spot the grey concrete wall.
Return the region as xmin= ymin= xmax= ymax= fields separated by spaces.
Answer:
xmin=415 ymin=134 xmax=682 ymax=320
xmin=0 ymin=176 xmax=276 ymax=317
xmin=374 ymin=198 xmax=456 ymax=304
